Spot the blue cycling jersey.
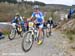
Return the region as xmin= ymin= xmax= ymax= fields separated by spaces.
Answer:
xmin=31 ymin=11 xmax=44 ymax=23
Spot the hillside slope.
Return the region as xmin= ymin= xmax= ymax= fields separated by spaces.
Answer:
xmin=0 ymin=2 xmax=69 ymax=22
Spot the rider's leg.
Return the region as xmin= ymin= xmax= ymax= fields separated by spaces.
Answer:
xmin=37 ymin=24 xmax=43 ymax=45
xmin=38 ymin=28 xmax=43 ymax=39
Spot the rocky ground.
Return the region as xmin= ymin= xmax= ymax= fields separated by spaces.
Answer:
xmin=0 ymin=29 xmax=74 ymax=56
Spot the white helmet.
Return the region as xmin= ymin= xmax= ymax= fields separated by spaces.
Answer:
xmin=16 ymin=13 xmax=20 ymax=16
xmin=33 ymin=5 xmax=40 ymax=9
xmin=49 ymin=17 xmax=52 ymax=20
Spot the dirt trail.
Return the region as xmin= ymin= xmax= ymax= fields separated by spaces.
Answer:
xmin=0 ymin=29 xmax=74 ymax=56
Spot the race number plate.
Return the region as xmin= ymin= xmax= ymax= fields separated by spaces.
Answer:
xmin=28 ymin=22 xmax=34 ymax=27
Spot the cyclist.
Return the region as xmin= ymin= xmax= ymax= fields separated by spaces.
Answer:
xmin=46 ymin=17 xmax=53 ymax=35
xmin=47 ymin=17 xmax=53 ymax=27
xmin=28 ymin=5 xmax=44 ymax=45
xmin=11 ymin=13 xmax=25 ymax=32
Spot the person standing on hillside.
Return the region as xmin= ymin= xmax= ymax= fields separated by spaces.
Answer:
xmin=68 ymin=8 xmax=75 ymax=20
xmin=46 ymin=17 xmax=54 ymax=35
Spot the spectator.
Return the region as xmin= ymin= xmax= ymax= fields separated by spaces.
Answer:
xmin=47 ymin=17 xmax=54 ymax=28
xmin=68 ymin=8 xmax=75 ymax=20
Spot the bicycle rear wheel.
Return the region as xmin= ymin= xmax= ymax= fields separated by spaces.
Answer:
xmin=22 ymin=31 xmax=33 ymax=52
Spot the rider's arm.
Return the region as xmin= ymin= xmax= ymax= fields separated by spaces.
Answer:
xmin=29 ymin=16 xmax=33 ymax=20
xmin=20 ymin=16 xmax=24 ymax=22
xmin=40 ymin=12 xmax=44 ymax=23
xmin=42 ymin=18 xmax=44 ymax=24
xmin=19 ymin=16 xmax=25 ymax=25
xmin=11 ymin=17 xmax=16 ymax=23
xmin=28 ymin=12 xmax=35 ymax=21
xmin=51 ymin=20 xmax=54 ymax=24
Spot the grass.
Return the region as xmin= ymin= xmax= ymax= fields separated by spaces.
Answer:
xmin=0 ymin=3 xmax=31 ymax=21
xmin=2 ymin=29 xmax=10 ymax=35
xmin=64 ymin=29 xmax=75 ymax=42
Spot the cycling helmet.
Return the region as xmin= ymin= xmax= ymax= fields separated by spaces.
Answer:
xmin=16 ymin=13 xmax=20 ymax=16
xmin=49 ymin=17 xmax=52 ymax=20
xmin=33 ymin=5 xmax=40 ymax=9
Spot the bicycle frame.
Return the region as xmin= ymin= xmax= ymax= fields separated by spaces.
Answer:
xmin=28 ymin=21 xmax=39 ymax=40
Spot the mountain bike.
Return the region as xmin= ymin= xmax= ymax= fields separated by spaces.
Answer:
xmin=22 ymin=21 xmax=44 ymax=52
xmin=8 ymin=24 xmax=23 ymax=40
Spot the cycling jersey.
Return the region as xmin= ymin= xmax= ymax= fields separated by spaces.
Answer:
xmin=47 ymin=20 xmax=53 ymax=25
xmin=11 ymin=16 xmax=24 ymax=24
xmin=31 ymin=11 xmax=44 ymax=23
xmin=31 ymin=11 xmax=44 ymax=28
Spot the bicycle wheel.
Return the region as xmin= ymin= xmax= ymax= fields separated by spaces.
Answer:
xmin=46 ymin=28 xmax=51 ymax=38
xmin=8 ymin=28 xmax=16 ymax=40
xmin=22 ymin=31 xmax=33 ymax=52
xmin=42 ymin=29 xmax=45 ymax=42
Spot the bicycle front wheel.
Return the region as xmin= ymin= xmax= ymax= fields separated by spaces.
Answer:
xmin=8 ymin=28 xmax=16 ymax=40
xmin=22 ymin=31 xmax=33 ymax=52
xmin=46 ymin=28 xmax=51 ymax=38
